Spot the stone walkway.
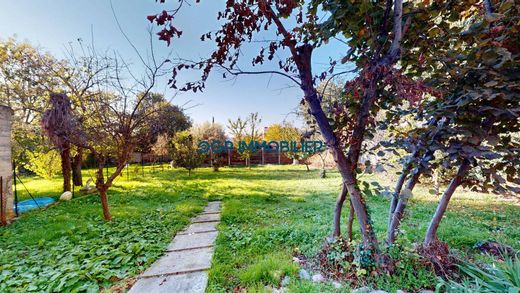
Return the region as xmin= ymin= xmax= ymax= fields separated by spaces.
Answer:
xmin=129 ymin=201 xmax=221 ymax=293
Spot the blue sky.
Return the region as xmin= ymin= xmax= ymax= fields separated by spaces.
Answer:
xmin=0 ymin=0 xmax=352 ymax=129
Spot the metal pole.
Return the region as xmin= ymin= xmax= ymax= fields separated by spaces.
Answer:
xmin=141 ymin=154 xmax=144 ymax=176
xmin=71 ymin=156 xmax=74 ymax=198
xmin=12 ymin=161 xmax=18 ymax=217
xmin=278 ymin=146 xmax=281 ymax=165
xmin=1 ymin=176 xmax=5 ymax=226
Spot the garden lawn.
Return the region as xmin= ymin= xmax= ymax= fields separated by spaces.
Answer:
xmin=201 ymin=165 xmax=520 ymax=292
xmin=0 ymin=165 xmax=518 ymax=292
xmin=0 ymin=164 xmax=206 ymax=292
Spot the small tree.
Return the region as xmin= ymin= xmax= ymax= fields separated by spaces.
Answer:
xmin=25 ymin=149 xmax=62 ymax=179
xmin=228 ymin=116 xmax=247 ymax=167
xmin=41 ymin=31 xmax=171 ymax=220
xmin=0 ymin=38 xmax=61 ymax=176
xmin=236 ymin=113 xmax=262 ymax=168
xmin=151 ymin=134 xmax=170 ymax=162
xmin=264 ymin=123 xmax=313 ymax=170
xmin=228 ymin=113 xmax=262 ymax=168
xmin=170 ymin=130 xmax=204 ymax=176
xmin=135 ymin=92 xmax=191 ymax=154
xmin=191 ymin=121 xmax=226 ymax=171
xmin=41 ymin=93 xmax=78 ymax=192
xmin=385 ymin=0 xmax=520 ymax=248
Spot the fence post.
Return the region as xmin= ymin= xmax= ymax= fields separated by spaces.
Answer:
xmin=12 ymin=161 xmax=18 ymax=217
xmin=141 ymin=154 xmax=144 ymax=176
xmin=228 ymin=149 xmax=231 ymax=166
xmin=1 ymin=176 xmax=5 ymax=226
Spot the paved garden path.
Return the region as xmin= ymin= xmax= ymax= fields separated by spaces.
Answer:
xmin=129 ymin=201 xmax=221 ymax=293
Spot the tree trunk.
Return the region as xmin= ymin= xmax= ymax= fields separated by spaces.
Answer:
xmin=99 ymin=187 xmax=112 ymax=221
xmin=387 ymin=117 xmax=447 ymax=242
xmin=72 ymin=148 xmax=83 ymax=186
xmin=60 ymin=144 xmax=72 ymax=192
xmin=347 ymin=199 xmax=355 ymax=242
xmin=344 ymin=171 xmax=379 ymax=251
xmin=297 ymin=44 xmax=379 ymax=250
xmin=305 ymin=163 xmax=310 ymax=172
xmin=424 ymin=160 xmax=470 ymax=246
xmin=388 ymin=165 xmax=410 ymax=228
xmin=387 ymin=170 xmax=420 ymax=244
xmin=332 ymin=183 xmax=347 ymax=237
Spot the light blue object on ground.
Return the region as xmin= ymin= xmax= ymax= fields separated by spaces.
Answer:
xmin=15 ymin=197 xmax=56 ymax=213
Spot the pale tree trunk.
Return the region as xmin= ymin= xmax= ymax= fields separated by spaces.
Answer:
xmin=424 ymin=160 xmax=470 ymax=246
xmin=423 ymin=118 xmax=492 ymax=245
xmin=387 ymin=117 xmax=446 ymax=243
xmin=387 ymin=170 xmax=420 ymax=243
xmin=388 ymin=162 xmax=413 ymax=229
xmin=60 ymin=143 xmax=72 ymax=192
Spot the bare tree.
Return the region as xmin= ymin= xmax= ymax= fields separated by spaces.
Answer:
xmin=42 ymin=30 xmax=172 ymax=220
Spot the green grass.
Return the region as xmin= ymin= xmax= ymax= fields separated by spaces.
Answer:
xmin=0 ymin=165 xmax=518 ymax=292
xmin=0 ymin=164 xmax=206 ymax=292
xmin=202 ymin=165 xmax=519 ymax=292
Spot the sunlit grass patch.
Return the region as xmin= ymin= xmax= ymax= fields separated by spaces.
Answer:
xmin=2 ymin=165 xmax=518 ymax=292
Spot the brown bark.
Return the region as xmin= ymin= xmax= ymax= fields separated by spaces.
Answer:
xmin=387 ymin=117 xmax=445 ymax=242
xmin=332 ymin=183 xmax=348 ymax=237
xmin=387 ymin=170 xmax=420 ymax=244
xmin=388 ymin=160 xmax=413 ymax=228
xmin=93 ymin=154 xmax=129 ymax=221
xmin=424 ymin=160 xmax=470 ymax=246
xmin=72 ymin=148 xmax=83 ymax=186
xmin=296 ymin=44 xmax=379 ymax=250
xmin=60 ymin=144 xmax=72 ymax=192
xmin=347 ymin=199 xmax=355 ymax=242
xmin=99 ymin=187 xmax=112 ymax=221
xmin=258 ymin=0 xmax=406 ymax=252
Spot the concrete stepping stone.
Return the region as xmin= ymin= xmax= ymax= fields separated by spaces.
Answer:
xmin=167 ymin=231 xmax=218 ymax=252
xmin=129 ymin=201 xmax=221 ymax=293
xmin=178 ymin=221 xmax=218 ymax=235
xmin=192 ymin=213 xmax=220 ymax=223
xmin=129 ymin=271 xmax=208 ymax=293
xmin=203 ymin=202 xmax=220 ymax=213
xmin=141 ymin=247 xmax=213 ymax=277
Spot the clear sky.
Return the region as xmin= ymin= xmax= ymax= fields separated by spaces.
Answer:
xmin=0 ymin=0 xmax=352 ymax=129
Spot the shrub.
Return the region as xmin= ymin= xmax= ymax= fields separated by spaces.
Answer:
xmin=25 ymin=149 xmax=62 ymax=179
xmin=170 ymin=131 xmax=204 ymax=176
